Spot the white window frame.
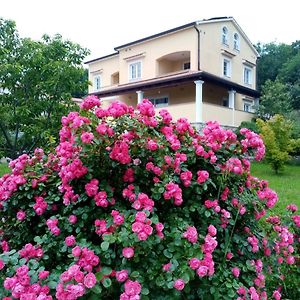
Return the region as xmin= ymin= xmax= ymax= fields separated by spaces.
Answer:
xmin=243 ymin=66 xmax=252 ymax=85
xmin=223 ymin=58 xmax=231 ymax=78
xmin=222 ymin=26 xmax=228 ymax=45
xmin=243 ymin=100 xmax=253 ymax=113
xmin=93 ymin=74 xmax=101 ymax=91
xmin=233 ymin=33 xmax=240 ymax=51
xmin=149 ymin=95 xmax=169 ymax=108
xmin=129 ymin=61 xmax=142 ymax=81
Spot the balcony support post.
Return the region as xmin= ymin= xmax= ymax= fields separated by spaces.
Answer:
xmin=194 ymin=80 xmax=204 ymax=123
xmin=136 ymin=90 xmax=144 ymax=104
xmin=228 ymin=89 xmax=236 ymax=126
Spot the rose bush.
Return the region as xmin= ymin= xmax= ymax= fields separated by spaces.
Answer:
xmin=0 ymin=97 xmax=299 ymax=299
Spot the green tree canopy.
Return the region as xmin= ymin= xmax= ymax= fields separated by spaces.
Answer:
xmin=0 ymin=18 xmax=90 ymax=158
xmin=256 ymin=79 xmax=292 ymax=119
xmin=255 ymin=42 xmax=295 ymax=90
xmin=278 ymin=52 xmax=300 ymax=110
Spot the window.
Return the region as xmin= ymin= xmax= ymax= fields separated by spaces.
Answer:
xmin=223 ymin=59 xmax=231 ymax=77
xmin=93 ymin=75 xmax=101 ymax=91
xmin=233 ymin=33 xmax=240 ymax=50
xmin=243 ymin=102 xmax=252 ymax=112
xmin=183 ymin=62 xmax=190 ymax=70
xmin=244 ymin=67 xmax=252 ymax=85
xmin=129 ymin=61 xmax=142 ymax=81
xmin=222 ymin=26 xmax=228 ymax=45
xmin=149 ymin=96 xmax=169 ymax=108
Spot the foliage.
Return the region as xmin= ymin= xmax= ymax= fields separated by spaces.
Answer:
xmin=278 ymin=52 xmax=300 ymax=110
xmin=0 ymin=98 xmax=299 ymax=299
xmin=0 ymin=18 xmax=90 ymax=159
xmin=256 ymin=80 xmax=292 ymax=120
xmin=256 ymin=115 xmax=294 ymax=174
xmin=255 ymin=42 xmax=295 ymax=91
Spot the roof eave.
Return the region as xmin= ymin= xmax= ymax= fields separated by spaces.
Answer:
xmin=90 ymin=71 xmax=259 ymax=98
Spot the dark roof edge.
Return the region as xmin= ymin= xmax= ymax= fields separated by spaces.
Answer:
xmin=90 ymin=71 xmax=259 ymax=98
xmin=200 ymin=72 xmax=260 ymax=97
xmin=84 ymin=52 xmax=119 ymax=64
xmin=114 ymin=21 xmax=197 ymax=50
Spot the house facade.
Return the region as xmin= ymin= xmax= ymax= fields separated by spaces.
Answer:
xmin=86 ymin=17 xmax=259 ymax=126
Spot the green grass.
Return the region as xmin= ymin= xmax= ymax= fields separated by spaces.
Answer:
xmin=251 ymin=161 xmax=300 ymax=214
xmin=0 ymin=163 xmax=10 ymax=177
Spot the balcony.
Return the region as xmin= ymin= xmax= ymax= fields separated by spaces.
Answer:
xmin=156 ymin=51 xmax=191 ymax=77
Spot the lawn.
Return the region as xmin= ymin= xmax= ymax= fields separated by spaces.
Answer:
xmin=251 ymin=161 xmax=300 ymax=214
xmin=0 ymin=163 xmax=10 ymax=177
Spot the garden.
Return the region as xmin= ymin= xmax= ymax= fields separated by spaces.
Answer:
xmin=0 ymin=97 xmax=299 ymax=299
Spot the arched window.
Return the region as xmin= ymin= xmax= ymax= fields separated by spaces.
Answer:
xmin=233 ymin=33 xmax=240 ymax=50
xmin=222 ymin=26 xmax=228 ymax=45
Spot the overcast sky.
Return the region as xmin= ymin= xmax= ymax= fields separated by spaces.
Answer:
xmin=1 ymin=0 xmax=299 ymax=62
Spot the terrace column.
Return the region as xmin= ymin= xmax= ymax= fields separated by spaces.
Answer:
xmin=136 ymin=90 xmax=144 ymax=104
xmin=228 ymin=89 xmax=236 ymax=126
xmin=194 ymin=80 xmax=204 ymax=123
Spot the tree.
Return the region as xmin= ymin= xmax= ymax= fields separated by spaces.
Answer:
xmin=256 ymin=115 xmax=294 ymax=173
xmin=255 ymin=42 xmax=294 ymax=91
xmin=256 ymin=79 xmax=293 ymax=119
xmin=278 ymin=52 xmax=300 ymax=110
xmin=0 ymin=18 xmax=90 ymax=158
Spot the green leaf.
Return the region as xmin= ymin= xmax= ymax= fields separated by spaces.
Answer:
xmin=141 ymin=287 xmax=150 ymax=295
xmin=48 ymin=281 xmax=57 ymax=289
xmin=102 ymin=278 xmax=112 ymax=288
xmin=131 ymin=271 xmax=140 ymax=277
xmin=205 ymin=210 xmax=211 ymax=217
xmin=91 ymin=284 xmax=102 ymax=294
xmin=101 ymin=241 xmax=109 ymax=251
xmin=101 ymin=266 xmax=112 ymax=276
xmin=163 ymin=249 xmax=173 ymax=258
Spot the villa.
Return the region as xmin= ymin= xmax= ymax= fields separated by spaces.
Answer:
xmin=85 ymin=17 xmax=259 ymax=126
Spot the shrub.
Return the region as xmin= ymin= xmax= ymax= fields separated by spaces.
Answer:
xmin=256 ymin=115 xmax=294 ymax=174
xmin=0 ymin=98 xmax=299 ymax=299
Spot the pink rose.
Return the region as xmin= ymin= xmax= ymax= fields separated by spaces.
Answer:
xmin=124 ymin=279 xmax=141 ymax=296
xmin=197 ymin=266 xmax=208 ymax=277
xmin=135 ymin=212 xmax=147 ymax=222
xmin=116 ymin=270 xmax=129 ymax=282
xmin=122 ymin=247 xmax=134 ymax=259
xmin=72 ymin=246 xmax=81 ymax=257
xmin=38 ymin=270 xmax=49 ymax=280
xmin=68 ymin=215 xmax=77 ymax=224
xmin=207 ymin=225 xmax=217 ymax=236
xmin=81 ymin=132 xmax=94 ymax=144
xmin=189 ymin=258 xmax=201 ymax=270
xmin=132 ymin=222 xmax=144 ymax=233
xmin=65 ymin=235 xmax=76 ymax=247
xmin=0 ymin=259 xmax=5 ymax=270
xmin=16 ymin=210 xmax=26 ymax=221
xmin=173 ymin=279 xmax=185 ymax=291
xmin=183 ymin=226 xmax=198 ymax=244
xmin=232 ymin=267 xmax=240 ymax=278
xmin=286 ymin=256 xmax=295 ymax=265
xmin=74 ymin=270 xmax=84 ymax=283
xmin=84 ymin=273 xmax=96 ymax=288
xmin=163 ymin=262 xmax=172 ymax=272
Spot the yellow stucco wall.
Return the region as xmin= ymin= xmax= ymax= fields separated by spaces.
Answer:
xmin=198 ymin=20 xmax=257 ymax=88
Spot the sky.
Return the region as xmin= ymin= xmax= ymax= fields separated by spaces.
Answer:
xmin=1 ymin=0 xmax=299 ymax=62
